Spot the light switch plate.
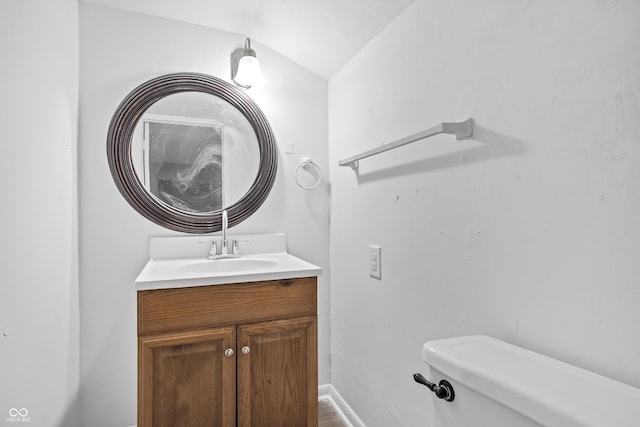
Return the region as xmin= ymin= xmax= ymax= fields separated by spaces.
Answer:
xmin=369 ymin=245 xmax=381 ymax=279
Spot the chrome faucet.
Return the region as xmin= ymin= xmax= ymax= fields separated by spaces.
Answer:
xmin=207 ymin=210 xmax=240 ymax=259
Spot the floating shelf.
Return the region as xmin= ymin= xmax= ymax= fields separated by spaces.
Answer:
xmin=339 ymin=118 xmax=474 ymax=169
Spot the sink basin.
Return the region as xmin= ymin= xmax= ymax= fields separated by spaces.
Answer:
xmin=176 ymin=258 xmax=279 ymax=274
xmin=135 ymin=234 xmax=322 ymax=291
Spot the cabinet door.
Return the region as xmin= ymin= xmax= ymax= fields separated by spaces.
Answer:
xmin=237 ymin=316 xmax=318 ymax=427
xmin=139 ymin=327 xmax=236 ymax=427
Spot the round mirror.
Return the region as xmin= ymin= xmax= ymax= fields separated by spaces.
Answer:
xmin=130 ymin=92 xmax=260 ymax=212
xmin=107 ymin=73 xmax=277 ymax=233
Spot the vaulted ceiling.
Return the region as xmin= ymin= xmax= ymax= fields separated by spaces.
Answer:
xmin=82 ymin=0 xmax=415 ymax=79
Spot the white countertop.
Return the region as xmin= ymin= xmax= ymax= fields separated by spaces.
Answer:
xmin=135 ymin=233 xmax=322 ymax=291
xmin=135 ymin=252 xmax=322 ymax=291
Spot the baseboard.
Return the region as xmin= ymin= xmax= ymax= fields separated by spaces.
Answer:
xmin=318 ymin=384 xmax=366 ymax=427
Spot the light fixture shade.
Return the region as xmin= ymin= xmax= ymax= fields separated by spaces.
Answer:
xmin=234 ymin=55 xmax=262 ymax=87
xmin=231 ymin=38 xmax=263 ymax=89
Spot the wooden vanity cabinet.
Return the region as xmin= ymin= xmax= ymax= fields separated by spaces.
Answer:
xmin=137 ymin=277 xmax=318 ymax=427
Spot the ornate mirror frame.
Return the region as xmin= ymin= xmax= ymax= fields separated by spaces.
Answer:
xmin=107 ymin=73 xmax=277 ymax=233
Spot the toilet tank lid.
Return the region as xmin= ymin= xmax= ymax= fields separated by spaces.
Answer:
xmin=422 ymin=335 xmax=640 ymax=427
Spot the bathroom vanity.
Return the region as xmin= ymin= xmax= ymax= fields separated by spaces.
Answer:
xmin=108 ymin=73 xmax=318 ymax=425
xmin=135 ymin=234 xmax=321 ymax=427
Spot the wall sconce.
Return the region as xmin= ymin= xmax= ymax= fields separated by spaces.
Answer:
xmin=231 ymin=38 xmax=262 ymax=89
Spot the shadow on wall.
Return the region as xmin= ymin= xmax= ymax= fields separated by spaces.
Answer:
xmin=352 ymin=123 xmax=528 ymax=184
xmin=55 ymin=394 xmax=80 ymax=427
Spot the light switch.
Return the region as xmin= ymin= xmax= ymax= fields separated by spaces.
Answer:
xmin=369 ymin=245 xmax=381 ymax=279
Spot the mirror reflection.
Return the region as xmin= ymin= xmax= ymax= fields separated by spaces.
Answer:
xmin=131 ymin=92 xmax=260 ymax=213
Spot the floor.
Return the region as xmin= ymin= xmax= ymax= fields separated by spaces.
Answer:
xmin=319 ymin=399 xmax=350 ymax=427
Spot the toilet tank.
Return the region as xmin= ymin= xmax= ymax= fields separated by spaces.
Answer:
xmin=420 ymin=335 xmax=640 ymax=427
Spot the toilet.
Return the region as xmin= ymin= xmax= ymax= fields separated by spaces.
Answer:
xmin=419 ymin=335 xmax=640 ymax=426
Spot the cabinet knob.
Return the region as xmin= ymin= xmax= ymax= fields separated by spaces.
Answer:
xmin=241 ymin=346 xmax=250 ymax=354
xmin=224 ymin=348 xmax=234 ymax=357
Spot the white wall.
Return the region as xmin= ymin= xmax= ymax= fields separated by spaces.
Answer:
xmin=0 ymin=1 xmax=80 ymax=426
xmin=79 ymin=4 xmax=329 ymax=426
xmin=328 ymin=1 xmax=640 ymax=425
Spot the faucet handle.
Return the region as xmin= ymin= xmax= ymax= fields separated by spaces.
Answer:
xmin=208 ymin=241 xmax=217 ymax=258
xmin=232 ymin=240 xmax=240 ymax=255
